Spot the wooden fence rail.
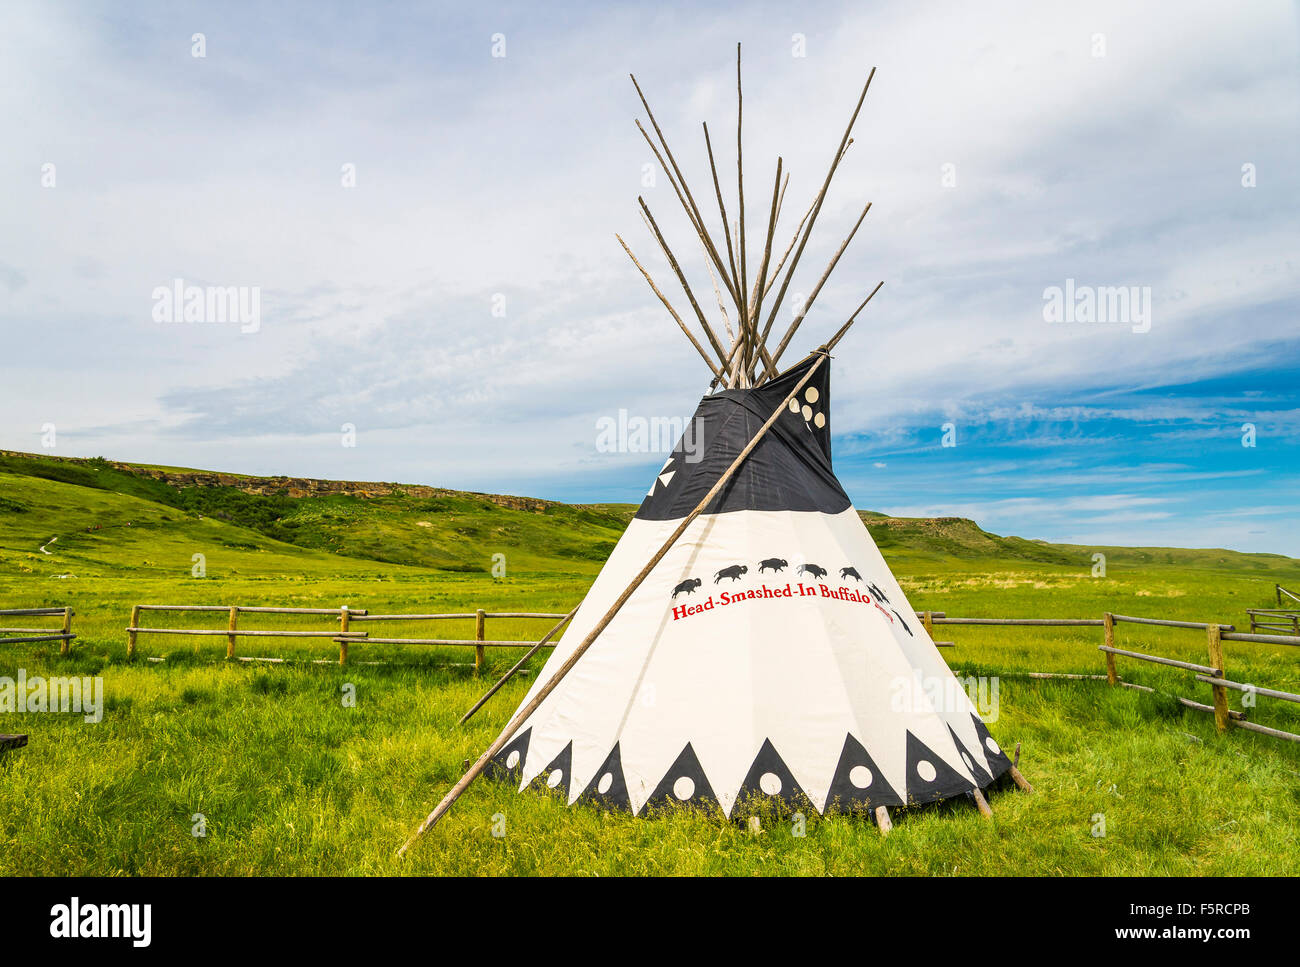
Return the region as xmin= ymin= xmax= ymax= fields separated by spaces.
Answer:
xmin=0 ymin=606 xmax=75 ymax=654
xmin=344 ymin=610 xmax=571 ymax=670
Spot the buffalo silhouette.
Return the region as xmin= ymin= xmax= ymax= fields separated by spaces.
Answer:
xmin=840 ymin=566 xmax=862 ymax=582
xmin=758 ymin=558 xmax=787 ymax=573
xmin=672 ymin=578 xmax=702 ymax=599
xmin=797 ymin=563 xmax=828 ymax=579
xmin=714 ymin=564 xmax=748 ymax=583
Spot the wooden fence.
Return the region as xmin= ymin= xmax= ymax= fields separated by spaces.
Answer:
xmin=1096 ymin=612 xmax=1300 ymax=743
xmin=0 ymin=607 xmax=75 ymax=654
xmin=918 ymin=610 xmax=1300 ymax=745
xmin=124 ymin=604 xmax=573 ymax=669
xmin=1247 ymin=585 xmax=1300 ymax=635
xmin=126 ymin=605 xmax=369 ymax=662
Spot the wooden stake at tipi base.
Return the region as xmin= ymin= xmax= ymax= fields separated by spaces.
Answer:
xmin=1009 ymin=741 xmax=1034 ymax=793
xmin=874 ymin=806 xmax=893 ymax=835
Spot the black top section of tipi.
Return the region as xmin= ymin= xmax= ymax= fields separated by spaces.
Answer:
xmin=636 ymin=355 xmax=851 ymax=521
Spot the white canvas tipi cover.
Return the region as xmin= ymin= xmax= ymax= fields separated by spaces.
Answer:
xmin=487 ymin=357 xmax=1012 ymax=817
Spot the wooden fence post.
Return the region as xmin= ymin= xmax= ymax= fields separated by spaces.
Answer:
xmin=339 ymin=606 xmax=350 ymax=666
xmin=127 ymin=605 xmax=140 ymax=659
xmin=1206 ymin=623 xmax=1229 ymax=733
xmin=923 ymin=611 xmax=934 ymax=637
xmin=475 ymin=609 xmax=486 ymax=673
xmin=60 ymin=607 xmax=72 ymax=656
xmin=1103 ymin=612 xmax=1118 ymax=685
xmin=226 ymin=606 xmax=239 ymax=660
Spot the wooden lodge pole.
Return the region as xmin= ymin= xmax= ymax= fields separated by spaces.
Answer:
xmin=127 ymin=605 xmax=140 ymax=659
xmin=750 ymin=69 xmax=875 ymax=382
xmin=1206 ymin=623 xmax=1229 ymax=733
xmin=398 ymin=351 xmax=831 ymax=855
xmin=1103 ymin=612 xmax=1118 ymax=685
xmin=459 ymin=606 xmax=580 ymax=726
xmin=474 ymin=609 xmax=486 ymax=673
xmin=616 ymin=234 xmax=724 ymax=381
xmin=970 ymin=786 xmax=994 ymax=819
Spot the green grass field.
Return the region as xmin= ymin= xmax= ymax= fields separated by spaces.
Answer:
xmin=2 ymin=452 xmax=1298 ymax=875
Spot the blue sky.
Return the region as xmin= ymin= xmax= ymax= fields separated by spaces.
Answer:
xmin=2 ymin=1 xmax=1298 ymax=555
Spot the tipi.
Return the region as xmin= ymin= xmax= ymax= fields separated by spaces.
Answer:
xmin=402 ymin=47 xmax=1015 ymax=849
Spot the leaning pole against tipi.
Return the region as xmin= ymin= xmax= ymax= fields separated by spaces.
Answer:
xmin=401 ymin=45 xmax=1019 ymax=854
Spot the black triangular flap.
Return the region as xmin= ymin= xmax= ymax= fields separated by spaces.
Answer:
xmin=484 ymin=726 xmax=531 ymax=785
xmin=732 ymin=738 xmax=810 ymax=815
xmin=642 ymin=742 xmax=721 ymax=816
xmin=577 ymin=742 xmax=631 ymax=812
xmin=904 ymin=731 xmax=974 ymax=806
xmin=948 ymin=724 xmax=992 ymax=788
xmin=825 ymin=733 xmax=903 ymax=812
xmin=527 ymin=741 xmax=573 ymax=802
xmin=969 ymin=713 xmax=1013 ymax=778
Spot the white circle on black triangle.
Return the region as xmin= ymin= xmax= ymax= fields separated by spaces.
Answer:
xmin=985 ymin=736 xmax=1001 ymax=755
xmin=506 ymin=750 xmax=520 ymax=769
xmin=759 ymin=772 xmax=782 ymax=795
xmin=805 ymin=387 xmax=819 ymax=403
xmin=962 ymin=752 xmax=974 ymax=770
xmin=546 ymin=769 xmax=563 ymax=788
xmin=802 ymin=405 xmax=812 ymax=420
xmin=813 ymin=411 xmax=826 ymax=428
xmin=916 ymin=759 xmax=937 ymax=782
xmin=598 ymin=772 xmax=613 ymax=795
xmin=673 ymin=776 xmax=695 ymax=801
xmin=788 ymin=399 xmax=800 ymax=413
xmin=849 ymin=765 xmax=872 ymax=789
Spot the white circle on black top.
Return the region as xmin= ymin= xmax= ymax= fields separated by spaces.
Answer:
xmin=598 ymin=772 xmax=613 ymax=794
xmin=788 ymin=399 xmax=800 ymax=413
xmin=759 ymin=772 xmax=782 ymax=795
xmin=916 ymin=759 xmax=937 ymax=782
xmin=813 ymin=411 xmax=826 ymax=428
xmin=805 ymin=387 xmax=819 ymax=403
xmin=985 ymin=736 xmax=1001 ymax=755
xmin=673 ymin=776 xmax=695 ymax=801
xmin=802 ymin=405 xmax=813 ymax=421
xmin=849 ymin=765 xmax=872 ymax=789
xmin=506 ymin=750 xmax=520 ymax=769
xmin=546 ymin=769 xmax=563 ymax=788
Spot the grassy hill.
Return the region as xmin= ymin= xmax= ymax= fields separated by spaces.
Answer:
xmin=7 ymin=448 xmax=1286 ymax=578
xmin=2 ymin=449 xmax=1299 ymax=876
